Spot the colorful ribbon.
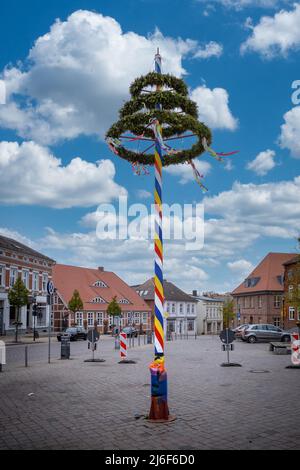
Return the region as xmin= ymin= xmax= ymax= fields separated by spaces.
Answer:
xmin=189 ymin=160 xmax=208 ymax=193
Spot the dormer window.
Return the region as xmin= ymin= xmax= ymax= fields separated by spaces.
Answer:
xmin=244 ymin=277 xmax=260 ymax=288
xmin=93 ymin=280 xmax=108 ymax=288
xmin=91 ymin=297 xmax=106 ymax=304
xmin=119 ymin=298 xmax=130 ymax=304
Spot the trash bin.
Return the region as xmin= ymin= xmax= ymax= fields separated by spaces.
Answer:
xmin=61 ymin=336 xmax=70 ymax=360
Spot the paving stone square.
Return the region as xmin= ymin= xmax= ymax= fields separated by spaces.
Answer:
xmin=0 ymin=336 xmax=299 ymax=450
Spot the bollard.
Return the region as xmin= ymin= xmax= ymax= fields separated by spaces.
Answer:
xmin=144 ymin=334 xmax=146 ymax=345
xmin=25 ymin=346 xmax=28 ymax=367
xmin=119 ymin=332 xmax=136 ymax=364
xmin=138 ymin=334 xmax=140 ymax=347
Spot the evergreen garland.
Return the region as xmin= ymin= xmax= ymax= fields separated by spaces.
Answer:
xmin=106 ymin=72 xmax=212 ymax=166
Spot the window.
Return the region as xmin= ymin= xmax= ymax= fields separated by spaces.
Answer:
xmin=191 ymin=304 xmax=195 ymax=314
xmin=179 ymin=304 xmax=183 ymax=314
xmin=32 ymin=272 xmax=39 ymax=291
xmin=187 ymin=304 xmax=190 ymax=314
xmin=172 ymin=303 xmax=175 ymax=313
xmin=91 ymin=297 xmax=106 ymax=304
xmin=273 ymin=317 xmax=280 ymax=327
xmin=76 ymin=312 xmax=83 ymax=326
xmin=0 ymin=265 xmax=5 ymax=287
xmin=134 ymin=312 xmax=140 ymax=324
xmin=142 ymin=312 xmax=148 ymax=323
xmin=289 ymin=307 xmax=295 ymax=321
xmin=10 ymin=267 xmax=18 ymax=287
xmin=22 ymin=270 xmax=29 ymax=289
xmin=274 ymin=295 xmax=281 ymax=308
xmin=119 ymin=299 xmax=130 ymax=304
xmin=93 ymin=280 xmax=107 ymax=288
xmin=42 ymin=273 xmax=48 ymax=292
xmin=250 ymin=297 xmax=254 ymax=308
xmin=289 ymin=285 xmax=294 ymax=299
xmin=188 ymin=320 xmax=194 ymax=331
xmin=244 ymin=277 xmax=260 ymax=288
xmin=166 ymin=303 xmax=170 ymax=313
xmin=96 ymin=312 xmax=103 ymax=326
xmin=258 ymin=296 xmax=262 ymax=308
xmin=88 ymin=312 xmax=94 ymax=327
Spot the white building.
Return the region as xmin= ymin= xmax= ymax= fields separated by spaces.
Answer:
xmin=192 ymin=293 xmax=224 ymax=335
xmin=134 ymin=278 xmax=198 ymax=336
xmin=0 ymin=235 xmax=55 ymax=335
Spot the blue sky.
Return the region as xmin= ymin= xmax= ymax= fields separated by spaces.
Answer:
xmin=0 ymin=0 xmax=299 ymax=293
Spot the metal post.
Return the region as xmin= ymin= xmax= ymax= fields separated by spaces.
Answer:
xmin=226 ymin=328 xmax=230 ymax=364
xmin=25 ymin=346 xmax=28 ymax=367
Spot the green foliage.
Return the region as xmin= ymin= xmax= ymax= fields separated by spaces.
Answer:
xmin=223 ymin=300 xmax=235 ymax=329
xmin=68 ymin=289 xmax=83 ymax=314
xmin=8 ymin=276 xmax=29 ymax=309
xmin=106 ymin=72 xmax=212 ymax=166
xmin=287 ymin=257 xmax=300 ymax=310
xmin=107 ymin=296 xmax=122 ymax=317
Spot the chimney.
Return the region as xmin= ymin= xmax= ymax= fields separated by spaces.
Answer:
xmin=98 ymin=266 xmax=104 ymax=272
xmin=192 ymin=290 xmax=197 ymax=297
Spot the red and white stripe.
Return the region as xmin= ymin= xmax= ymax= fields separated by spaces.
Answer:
xmin=120 ymin=332 xmax=127 ymax=359
xmin=291 ymin=333 xmax=300 ymax=366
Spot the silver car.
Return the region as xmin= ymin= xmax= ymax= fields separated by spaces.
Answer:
xmin=242 ymin=324 xmax=290 ymax=343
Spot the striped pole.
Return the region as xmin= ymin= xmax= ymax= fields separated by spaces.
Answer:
xmin=120 ymin=332 xmax=127 ymax=360
xmin=149 ymin=49 xmax=170 ymax=421
xmin=291 ymin=333 xmax=300 ymax=366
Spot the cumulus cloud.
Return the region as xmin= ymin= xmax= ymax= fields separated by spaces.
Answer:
xmin=0 ymin=10 xmax=227 ymax=145
xmin=241 ymin=3 xmax=300 ymax=57
xmin=190 ymin=86 xmax=238 ymax=130
xmin=227 ymin=259 xmax=254 ymax=274
xmin=164 ymin=160 xmax=211 ymax=184
xmin=279 ymin=106 xmax=300 ymax=158
xmin=0 ymin=141 xmax=126 ymax=208
xmin=193 ymin=41 xmax=223 ymax=59
xmin=246 ymin=149 xmax=276 ymax=175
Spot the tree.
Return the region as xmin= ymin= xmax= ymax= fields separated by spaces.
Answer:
xmin=8 ymin=277 xmax=29 ymax=343
xmin=68 ymin=290 xmax=83 ymax=326
xmin=223 ymin=300 xmax=235 ymax=329
xmin=287 ymin=256 xmax=300 ymax=317
xmin=107 ymin=296 xmax=122 ymax=335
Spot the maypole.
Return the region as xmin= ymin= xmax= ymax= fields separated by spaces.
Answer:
xmin=105 ymin=46 xmax=236 ymax=423
xmin=148 ymin=49 xmax=170 ymax=421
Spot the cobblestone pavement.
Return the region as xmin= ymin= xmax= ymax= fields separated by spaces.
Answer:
xmin=0 ymin=336 xmax=299 ymax=450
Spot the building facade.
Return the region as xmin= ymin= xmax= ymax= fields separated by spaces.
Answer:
xmin=0 ymin=235 xmax=55 ymax=334
xmin=192 ymin=292 xmax=223 ymax=335
xmin=232 ymin=252 xmax=296 ymax=328
xmin=134 ymin=278 xmax=198 ymax=336
xmin=52 ymin=264 xmax=152 ymax=333
xmin=283 ymin=255 xmax=300 ymax=330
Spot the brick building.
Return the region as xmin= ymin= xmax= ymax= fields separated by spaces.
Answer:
xmin=134 ymin=278 xmax=198 ymax=335
xmin=52 ymin=264 xmax=151 ymax=333
xmin=283 ymin=255 xmax=300 ymax=330
xmin=232 ymin=252 xmax=296 ymax=327
xmin=0 ymin=234 xmax=55 ymax=334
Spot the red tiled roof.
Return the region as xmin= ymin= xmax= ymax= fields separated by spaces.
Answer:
xmin=53 ymin=264 xmax=151 ymax=312
xmin=232 ymin=252 xmax=297 ymax=295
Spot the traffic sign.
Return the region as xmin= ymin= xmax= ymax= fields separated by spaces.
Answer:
xmin=87 ymin=329 xmax=100 ymax=343
xmin=219 ymin=329 xmax=235 ymax=344
xmin=47 ymin=280 xmax=55 ymax=296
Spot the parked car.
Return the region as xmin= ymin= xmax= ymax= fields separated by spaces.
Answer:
xmin=121 ymin=326 xmax=138 ymax=338
xmin=241 ymin=324 xmax=291 ymax=343
xmin=233 ymin=324 xmax=249 ymax=339
xmin=57 ymin=327 xmax=87 ymax=342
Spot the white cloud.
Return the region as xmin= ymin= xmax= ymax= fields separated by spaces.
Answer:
xmin=193 ymin=41 xmax=223 ymax=59
xmin=0 ymin=10 xmax=225 ymax=145
xmin=247 ymin=149 xmax=276 ymax=175
xmin=198 ymin=0 xmax=291 ymax=10
xmin=0 ymin=141 xmax=126 ymax=208
xmin=164 ymin=160 xmax=211 ymax=184
xmin=279 ymin=106 xmax=300 ymax=158
xmin=0 ymin=227 xmax=37 ymax=249
xmin=190 ymin=86 xmax=238 ymax=131
xmin=241 ymin=3 xmax=300 ymax=57
xmin=136 ymin=189 xmax=152 ymax=199
xmin=227 ymin=259 xmax=254 ymax=274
